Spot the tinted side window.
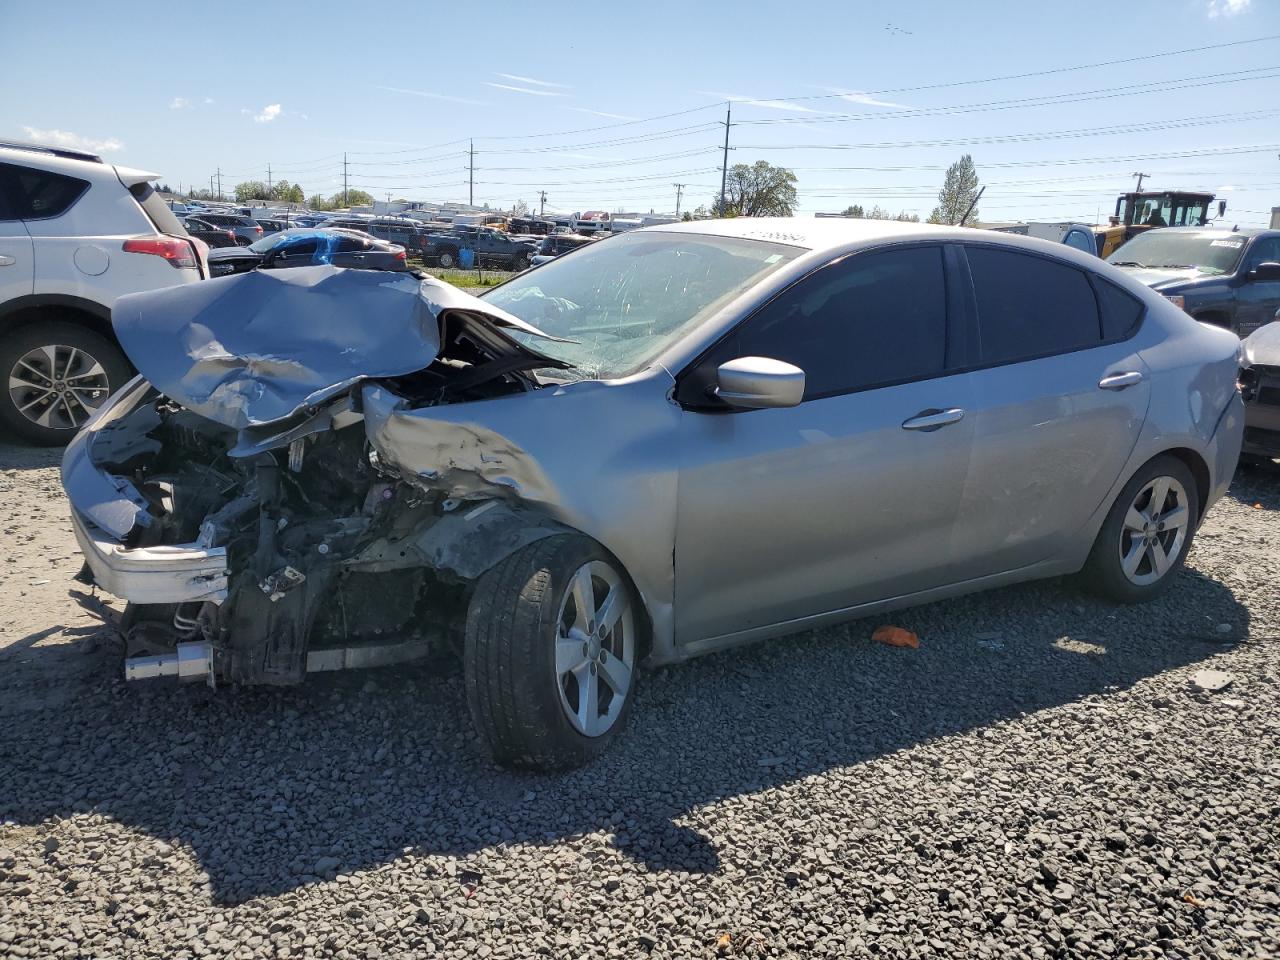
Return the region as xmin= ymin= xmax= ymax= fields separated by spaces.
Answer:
xmin=1092 ymin=277 xmax=1144 ymax=340
xmin=1246 ymin=236 xmax=1280 ymax=268
xmin=704 ymin=245 xmax=948 ymax=401
xmin=0 ymin=163 xmax=90 ymax=220
xmin=966 ymin=247 xmax=1101 ymax=363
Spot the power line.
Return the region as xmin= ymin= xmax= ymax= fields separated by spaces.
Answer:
xmin=737 ymin=66 xmax=1280 ymax=127
xmin=737 ymin=110 xmax=1280 ymax=152
xmin=745 ymin=33 xmax=1280 ymax=104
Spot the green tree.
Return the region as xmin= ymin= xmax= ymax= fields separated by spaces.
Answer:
xmin=716 ymin=161 xmax=798 ymax=217
xmin=234 ymin=181 xmax=269 ymax=203
xmin=928 ymin=154 xmax=981 ymax=225
xmin=841 ymin=204 xmax=866 ymax=218
xmin=329 ymin=189 xmax=375 ymax=209
xmin=270 ymin=180 xmax=304 ymax=204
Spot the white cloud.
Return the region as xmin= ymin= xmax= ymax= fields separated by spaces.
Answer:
xmin=203 ymin=97 xmax=215 ymax=104
xmin=496 ymin=73 xmax=568 ymax=89
xmin=21 ymin=126 xmax=122 ymax=153
xmin=566 ymin=107 xmax=638 ymax=121
xmin=485 ymin=82 xmax=568 ymax=97
xmin=253 ymin=103 xmax=282 ymax=123
xmin=1207 ymin=0 xmax=1250 ymax=16
xmin=697 ymin=91 xmax=823 ymax=113
xmin=169 ymin=97 xmax=191 ymax=110
xmin=374 ymin=85 xmax=485 ymax=106
xmin=824 ymin=88 xmax=908 ymax=109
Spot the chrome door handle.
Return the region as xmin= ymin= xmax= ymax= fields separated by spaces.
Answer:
xmin=901 ymin=408 xmax=965 ymax=431
xmin=1098 ymin=371 xmax=1144 ymax=390
xmin=0 ymin=255 xmax=15 ymax=266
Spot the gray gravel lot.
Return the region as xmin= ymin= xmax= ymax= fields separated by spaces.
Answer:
xmin=1 ymin=443 xmax=1277 ymax=959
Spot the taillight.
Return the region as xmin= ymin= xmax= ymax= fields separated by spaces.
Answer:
xmin=122 ymin=236 xmax=197 ymax=268
xmin=255 ymin=226 xmax=263 ymax=234
xmin=395 ymin=250 xmax=407 ymax=262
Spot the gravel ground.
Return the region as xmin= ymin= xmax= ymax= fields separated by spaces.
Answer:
xmin=1 ymin=442 xmax=1277 ymax=959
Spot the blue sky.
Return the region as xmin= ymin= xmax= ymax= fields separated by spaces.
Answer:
xmin=2 ymin=0 xmax=1278 ymax=223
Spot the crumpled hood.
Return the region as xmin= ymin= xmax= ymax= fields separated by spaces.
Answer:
xmin=1243 ymin=320 xmax=1280 ymax=367
xmin=112 ymin=265 xmax=557 ymax=429
xmin=1111 ymin=266 xmax=1203 ymax=291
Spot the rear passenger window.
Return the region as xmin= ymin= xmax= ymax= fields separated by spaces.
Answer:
xmin=709 ymin=245 xmax=948 ymax=400
xmin=0 ymin=163 xmax=90 ymax=220
xmin=1092 ymin=277 xmax=1144 ymax=340
xmin=966 ymin=247 xmax=1101 ymax=363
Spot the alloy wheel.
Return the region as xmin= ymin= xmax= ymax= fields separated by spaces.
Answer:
xmin=7 ymin=344 xmax=112 ymax=431
xmin=554 ymin=560 xmax=635 ymax=737
xmin=1118 ymin=475 xmax=1190 ymax=586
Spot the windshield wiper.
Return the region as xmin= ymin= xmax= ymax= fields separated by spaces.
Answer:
xmin=1110 ymin=261 xmax=1144 ymax=267
xmin=1153 ymin=264 xmax=1195 ymax=270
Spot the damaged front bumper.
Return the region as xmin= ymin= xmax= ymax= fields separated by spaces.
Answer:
xmin=61 ymin=266 xmax=580 ymax=687
xmin=71 ymin=510 xmax=228 ymax=605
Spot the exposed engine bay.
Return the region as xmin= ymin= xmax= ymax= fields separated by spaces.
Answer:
xmin=63 ymin=265 xmax=577 ymax=686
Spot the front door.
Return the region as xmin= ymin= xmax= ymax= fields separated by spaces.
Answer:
xmin=1235 ymin=235 xmax=1280 ymax=338
xmin=673 ymin=244 xmax=975 ymax=646
xmin=0 ymin=175 xmax=34 ymax=304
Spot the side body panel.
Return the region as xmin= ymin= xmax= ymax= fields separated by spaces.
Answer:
xmin=673 ymin=374 xmax=975 ymax=644
xmin=362 ymin=371 xmax=683 ymax=660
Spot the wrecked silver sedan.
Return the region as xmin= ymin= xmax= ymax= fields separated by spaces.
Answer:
xmin=63 ymin=219 xmax=1244 ymax=769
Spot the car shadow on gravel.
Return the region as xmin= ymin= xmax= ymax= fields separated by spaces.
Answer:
xmin=0 ymin=442 xmax=62 ymax=471
xmin=0 ymin=565 xmax=1249 ymax=905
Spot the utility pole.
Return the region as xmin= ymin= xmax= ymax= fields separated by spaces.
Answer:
xmin=718 ymin=102 xmax=733 ymax=217
xmin=538 ymin=190 xmax=547 ymax=216
xmin=209 ymin=174 xmax=214 ymax=198
xmin=673 ymin=183 xmax=686 ymax=219
xmin=216 ymin=166 xmax=222 ymax=201
xmin=1132 ymin=171 xmax=1148 ymax=192
xmin=267 ymin=163 xmax=272 ymax=198
xmin=469 ymin=140 xmax=475 ymax=207
xmin=343 ymin=153 xmax=349 ymax=207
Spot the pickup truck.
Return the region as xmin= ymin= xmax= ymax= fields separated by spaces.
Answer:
xmin=423 ymin=226 xmax=538 ymax=270
xmin=1106 ymin=226 xmax=1280 ymax=338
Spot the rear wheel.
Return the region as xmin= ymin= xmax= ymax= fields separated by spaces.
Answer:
xmin=0 ymin=321 xmax=130 ymax=445
xmin=1081 ymin=455 xmax=1199 ymax=603
xmin=437 ymin=250 xmax=456 ymax=268
xmin=464 ymin=535 xmax=638 ymax=770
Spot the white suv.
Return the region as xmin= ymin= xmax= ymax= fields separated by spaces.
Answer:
xmin=0 ymin=141 xmax=207 ymax=444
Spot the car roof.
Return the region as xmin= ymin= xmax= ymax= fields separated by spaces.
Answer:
xmin=656 ymin=216 xmax=992 ymax=253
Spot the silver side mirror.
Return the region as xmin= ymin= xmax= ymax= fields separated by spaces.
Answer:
xmin=715 ymin=357 xmax=805 ymax=409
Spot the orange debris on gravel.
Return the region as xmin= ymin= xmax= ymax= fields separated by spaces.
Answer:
xmin=871 ymin=625 xmax=920 ymax=649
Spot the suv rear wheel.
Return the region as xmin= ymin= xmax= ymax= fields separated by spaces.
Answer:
xmin=0 ymin=320 xmax=131 ymax=445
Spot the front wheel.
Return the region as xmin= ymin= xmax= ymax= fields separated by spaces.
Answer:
xmin=437 ymin=250 xmax=456 ymax=268
xmin=1081 ymin=455 xmax=1199 ymax=603
xmin=514 ymin=254 xmax=532 ymax=271
xmin=0 ymin=321 xmax=131 ymax=445
xmin=464 ymin=535 xmax=639 ymax=770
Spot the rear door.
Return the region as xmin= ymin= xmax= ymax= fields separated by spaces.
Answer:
xmin=673 ymin=244 xmax=976 ymax=644
xmin=950 ymin=244 xmax=1151 ymax=576
xmin=0 ymin=174 xmax=34 ymax=303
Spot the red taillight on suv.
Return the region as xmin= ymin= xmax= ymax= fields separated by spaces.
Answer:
xmin=122 ymin=236 xmax=197 ymax=268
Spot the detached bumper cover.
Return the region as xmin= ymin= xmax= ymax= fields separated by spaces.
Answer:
xmin=72 ymin=510 xmax=228 ymax=605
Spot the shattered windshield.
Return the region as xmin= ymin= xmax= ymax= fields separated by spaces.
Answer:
xmin=1107 ymin=232 xmax=1246 ymax=275
xmin=482 ymin=231 xmax=803 ymax=380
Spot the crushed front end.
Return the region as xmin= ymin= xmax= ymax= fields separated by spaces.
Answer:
xmin=62 ymin=264 xmax=568 ymax=686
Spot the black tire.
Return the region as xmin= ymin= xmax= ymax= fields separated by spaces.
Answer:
xmin=437 ymin=250 xmax=456 ymax=268
xmin=1080 ymin=454 xmax=1200 ymax=603
xmin=514 ymin=254 xmax=532 ymax=271
xmin=235 ymin=237 xmax=252 ymax=247
xmin=464 ymin=535 xmax=639 ymax=770
xmin=0 ymin=320 xmax=131 ymax=446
